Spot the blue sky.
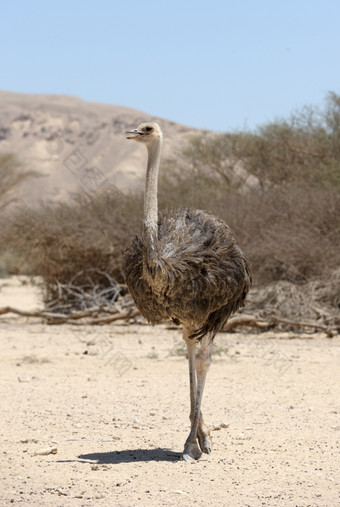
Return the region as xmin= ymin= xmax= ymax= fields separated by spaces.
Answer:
xmin=1 ymin=0 xmax=339 ymax=131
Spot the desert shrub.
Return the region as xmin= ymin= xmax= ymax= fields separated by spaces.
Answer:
xmin=169 ymin=92 xmax=340 ymax=189
xmin=0 ymin=153 xmax=39 ymax=276
xmin=159 ymin=169 xmax=340 ymax=284
xmin=1 ymin=188 xmax=143 ymax=302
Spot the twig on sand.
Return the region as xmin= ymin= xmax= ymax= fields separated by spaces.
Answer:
xmin=0 ymin=305 xmax=334 ymax=336
xmin=0 ymin=305 xmax=139 ymax=325
xmin=223 ymin=315 xmax=334 ymax=337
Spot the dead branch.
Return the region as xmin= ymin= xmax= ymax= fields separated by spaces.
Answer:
xmin=224 ymin=315 xmax=334 ymax=337
xmin=0 ymin=305 xmax=139 ymax=324
xmin=0 ymin=306 xmax=58 ymax=319
xmin=0 ymin=305 xmax=334 ymax=336
xmin=61 ymin=309 xmax=141 ymax=325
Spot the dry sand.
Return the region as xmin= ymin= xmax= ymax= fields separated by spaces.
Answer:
xmin=0 ymin=278 xmax=339 ymax=506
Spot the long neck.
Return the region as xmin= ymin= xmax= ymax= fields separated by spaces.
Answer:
xmin=144 ymin=137 xmax=162 ymax=242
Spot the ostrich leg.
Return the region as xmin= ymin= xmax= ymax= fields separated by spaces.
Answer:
xmin=183 ymin=330 xmax=212 ymax=461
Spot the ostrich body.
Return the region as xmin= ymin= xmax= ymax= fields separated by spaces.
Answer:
xmin=123 ymin=122 xmax=251 ymax=461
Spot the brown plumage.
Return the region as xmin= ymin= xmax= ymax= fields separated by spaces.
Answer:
xmin=124 ymin=207 xmax=251 ymax=339
xmin=123 ymin=122 xmax=251 ymax=462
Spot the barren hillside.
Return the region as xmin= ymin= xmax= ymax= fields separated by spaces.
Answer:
xmin=0 ymin=90 xmax=203 ymax=205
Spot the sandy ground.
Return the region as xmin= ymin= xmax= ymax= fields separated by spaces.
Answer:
xmin=0 ymin=278 xmax=339 ymax=506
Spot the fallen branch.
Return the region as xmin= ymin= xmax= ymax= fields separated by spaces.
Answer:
xmin=0 ymin=306 xmax=334 ymax=336
xmin=224 ymin=316 xmax=271 ymax=331
xmin=63 ymin=309 xmax=141 ymax=325
xmin=0 ymin=305 xmax=139 ymax=324
xmin=224 ymin=315 xmax=334 ymax=337
xmin=0 ymin=306 xmax=58 ymax=319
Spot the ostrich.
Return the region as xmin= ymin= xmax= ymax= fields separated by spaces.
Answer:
xmin=123 ymin=122 xmax=251 ymax=462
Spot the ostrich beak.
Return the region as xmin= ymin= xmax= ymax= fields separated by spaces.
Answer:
xmin=126 ymin=129 xmax=145 ymax=140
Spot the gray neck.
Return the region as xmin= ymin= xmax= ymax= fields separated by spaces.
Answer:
xmin=144 ymin=137 xmax=162 ymax=240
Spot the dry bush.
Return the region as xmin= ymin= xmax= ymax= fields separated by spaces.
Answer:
xmin=159 ymin=171 xmax=340 ymax=285
xmin=0 ymin=153 xmax=39 ymax=276
xmin=1 ymin=188 xmax=143 ymax=302
xmin=239 ymin=183 xmax=340 ymax=283
xmin=174 ymin=92 xmax=340 ymax=188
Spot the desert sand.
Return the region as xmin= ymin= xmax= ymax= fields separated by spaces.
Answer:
xmin=0 ymin=278 xmax=339 ymax=506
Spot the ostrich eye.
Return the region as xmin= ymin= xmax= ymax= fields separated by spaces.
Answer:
xmin=145 ymin=126 xmax=153 ymax=133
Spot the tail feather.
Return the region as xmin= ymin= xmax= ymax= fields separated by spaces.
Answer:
xmin=189 ymin=285 xmax=249 ymax=341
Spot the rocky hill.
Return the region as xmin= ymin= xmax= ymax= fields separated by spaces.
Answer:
xmin=0 ymin=90 xmax=203 ymax=206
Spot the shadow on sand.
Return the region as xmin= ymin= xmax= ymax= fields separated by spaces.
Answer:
xmin=78 ymin=448 xmax=181 ymax=464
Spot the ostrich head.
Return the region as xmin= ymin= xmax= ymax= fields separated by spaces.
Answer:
xmin=126 ymin=122 xmax=162 ymax=145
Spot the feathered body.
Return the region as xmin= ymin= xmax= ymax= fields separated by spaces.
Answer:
xmin=123 ymin=206 xmax=251 ymax=340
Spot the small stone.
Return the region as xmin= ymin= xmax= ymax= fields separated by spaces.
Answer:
xmin=211 ymin=422 xmax=229 ymax=431
xmin=33 ymin=447 xmax=57 ymax=456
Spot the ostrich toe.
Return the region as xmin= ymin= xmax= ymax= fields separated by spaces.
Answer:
xmin=182 ymin=439 xmax=202 ymax=462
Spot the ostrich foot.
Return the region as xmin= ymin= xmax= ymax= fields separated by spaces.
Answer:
xmin=197 ymin=426 xmax=212 ymax=454
xmin=182 ymin=439 xmax=202 ymax=462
